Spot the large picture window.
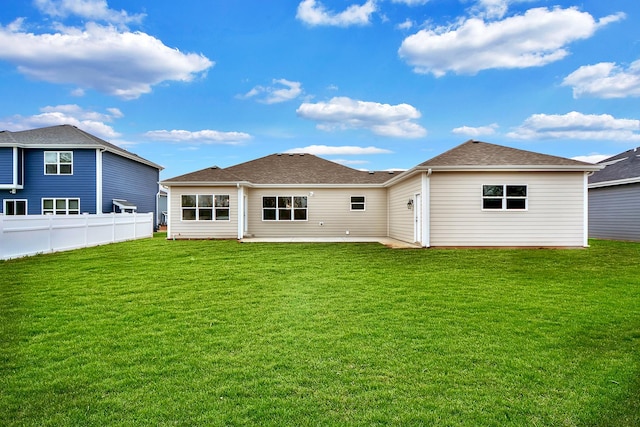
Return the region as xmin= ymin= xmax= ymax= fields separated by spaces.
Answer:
xmin=42 ymin=198 xmax=80 ymax=215
xmin=44 ymin=151 xmax=73 ymax=175
xmin=181 ymin=194 xmax=230 ymax=221
xmin=263 ymin=196 xmax=307 ymax=221
xmin=482 ymin=185 xmax=527 ymax=210
xmin=4 ymin=200 xmax=27 ymax=215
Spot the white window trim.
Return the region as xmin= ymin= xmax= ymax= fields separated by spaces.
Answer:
xmin=44 ymin=151 xmax=73 ymax=175
xmin=350 ymin=195 xmax=366 ymax=211
xmin=262 ymin=195 xmax=308 ymax=221
xmin=42 ymin=198 xmax=80 ymax=215
xmin=3 ymin=199 xmax=27 ymax=215
xmin=180 ymin=194 xmax=230 ymax=221
xmin=481 ymin=184 xmax=528 ymax=211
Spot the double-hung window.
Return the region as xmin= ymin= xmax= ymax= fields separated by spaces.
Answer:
xmin=262 ymin=196 xmax=307 ymax=221
xmin=350 ymin=196 xmax=365 ymax=211
xmin=482 ymin=185 xmax=527 ymax=210
xmin=44 ymin=151 xmax=73 ymax=175
xmin=4 ymin=200 xmax=27 ymax=215
xmin=181 ymin=194 xmax=230 ymax=221
xmin=42 ymin=198 xmax=80 ymax=215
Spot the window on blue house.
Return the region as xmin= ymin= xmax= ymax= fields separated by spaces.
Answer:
xmin=4 ymin=200 xmax=27 ymax=215
xmin=42 ymin=198 xmax=80 ymax=215
xmin=44 ymin=151 xmax=73 ymax=175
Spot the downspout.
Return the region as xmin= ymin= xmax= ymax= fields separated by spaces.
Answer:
xmin=583 ymin=171 xmax=594 ymax=248
xmin=237 ymin=183 xmax=244 ymax=240
xmin=12 ymin=147 xmax=18 ymax=190
xmin=96 ymin=149 xmax=104 ymax=214
xmin=422 ymin=168 xmax=432 ymax=247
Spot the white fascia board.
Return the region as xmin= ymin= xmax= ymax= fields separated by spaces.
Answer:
xmin=588 ymin=176 xmax=640 ymax=188
xmin=160 ymin=181 xmax=252 ymax=187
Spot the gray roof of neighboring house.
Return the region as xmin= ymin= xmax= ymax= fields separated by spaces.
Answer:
xmin=589 ymin=147 xmax=640 ymax=185
xmin=419 ymin=140 xmax=597 ymax=168
xmin=0 ymin=124 xmax=163 ymax=170
xmin=163 ymin=153 xmax=397 ymax=185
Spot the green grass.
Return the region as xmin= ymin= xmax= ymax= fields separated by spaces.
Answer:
xmin=1 ymin=235 xmax=639 ymax=426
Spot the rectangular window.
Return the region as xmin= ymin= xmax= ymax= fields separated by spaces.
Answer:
xmin=44 ymin=151 xmax=73 ymax=175
xmin=4 ymin=200 xmax=27 ymax=215
xmin=482 ymin=185 xmax=527 ymax=210
xmin=263 ymin=195 xmax=307 ymax=221
xmin=350 ymin=196 xmax=365 ymax=211
xmin=42 ymin=198 xmax=80 ymax=215
xmin=181 ymin=194 xmax=230 ymax=221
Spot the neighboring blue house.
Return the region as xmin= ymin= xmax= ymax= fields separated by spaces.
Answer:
xmin=588 ymin=146 xmax=640 ymax=242
xmin=0 ymin=124 xmax=163 ymax=224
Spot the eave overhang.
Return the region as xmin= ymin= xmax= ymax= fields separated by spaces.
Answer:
xmin=0 ymin=142 xmax=163 ymax=171
xmin=589 ymin=176 xmax=640 ymax=188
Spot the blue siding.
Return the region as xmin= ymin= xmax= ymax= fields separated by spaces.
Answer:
xmin=0 ymin=147 xmax=13 ymax=184
xmin=102 ymin=152 xmax=159 ymax=216
xmin=6 ymin=149 xmax=97 ymax=214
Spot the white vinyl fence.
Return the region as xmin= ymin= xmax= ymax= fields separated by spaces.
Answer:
xmin=0 ymin=212 xmax=154 ymax=260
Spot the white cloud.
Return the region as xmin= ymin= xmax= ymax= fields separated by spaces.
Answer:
xmin=471 ymin=0 xmax=509 ymax=19
xmin=238 ymin=79 xmax=303 ymax=104
xmin=391 ymin=0 xmax=429 ymax=5
xmin=571 ymin=154 xmax=612 ymax=164
xmin=396 ymin=19 xmax=414 ymax=30
xmin=507 ymin=111 xmax=640 ymax=141
xmin=144 ymin=129 xmax=252 ymax=145
xmin=398 ymin=7 xmax=625 ymax=77
xmin=0 ymin=104 xmax=122 ymax=139
xmin=34 ymin=0 xmax=145 ymax=27
xmin=0 ymin=22 xmax=213 ymax=99
xmin=296 ymin=96 xmax=427 ymax=138
xmin=452 ymin=123 xmax=499 ymax=137
xmin=296 ymin=0 xmax=376 ymax=27
xmin=285 ymin=145 xmax=392 ymax=155
xmin=562 ymin=60 xmax=640 ymax=99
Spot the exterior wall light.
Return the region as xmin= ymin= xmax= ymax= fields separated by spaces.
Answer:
xmin=407 ymin=199 xmax=414 ymax=209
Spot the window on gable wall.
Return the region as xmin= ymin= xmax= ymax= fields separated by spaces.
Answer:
xmin=350 ymin=196 xmax=365 ymax=211
xmin=181 ymin=194 xmax=230 ymax=221
xmin=482 ymin=185 xmax=527 ymax=210
xmin=44 ymin=151 xmax=73 ymax=175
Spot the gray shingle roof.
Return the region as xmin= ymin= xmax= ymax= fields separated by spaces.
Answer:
xmin=419 ymin=140 xmax=595 ymax=168
xmin=163 ymin=153 xmax=397 ymax=185
xmin=0 ymin=124 xmax=162 ymax=170
xmin=589 ymin=147 xmax=640 ymax=185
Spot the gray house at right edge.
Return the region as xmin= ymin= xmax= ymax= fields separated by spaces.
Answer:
xmin=589 ymin=147 xmax=640 ymax=242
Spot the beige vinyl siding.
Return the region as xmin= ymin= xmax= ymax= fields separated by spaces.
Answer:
xmin=430 ymin=172 xmax=586 ymax=247
xmin=388 ymin=174 xmax=421 ymax=243
xmin=246 ymin=188 xmax=387 ymax=238
xmin=168 ymin=186 xmax=238 ymax=239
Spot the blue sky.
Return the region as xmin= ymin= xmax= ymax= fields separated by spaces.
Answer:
xmin=1 ymin=0 xmax=639 ymax=179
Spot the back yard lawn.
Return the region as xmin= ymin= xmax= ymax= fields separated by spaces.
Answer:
xmin=1 ymin=236 xmax=639 ymax=426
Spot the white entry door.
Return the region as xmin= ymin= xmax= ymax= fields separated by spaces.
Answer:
xmin=414 ymin=193 xmax=422 ymax=244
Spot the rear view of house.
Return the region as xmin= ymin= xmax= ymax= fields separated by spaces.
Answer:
xmin=0 ymin=125 xmax=163 ymax=226
xmin=588 ymin=147 xmax=640 ymax=242
xmin=161 ymin=140 xmax=600 ymax=247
